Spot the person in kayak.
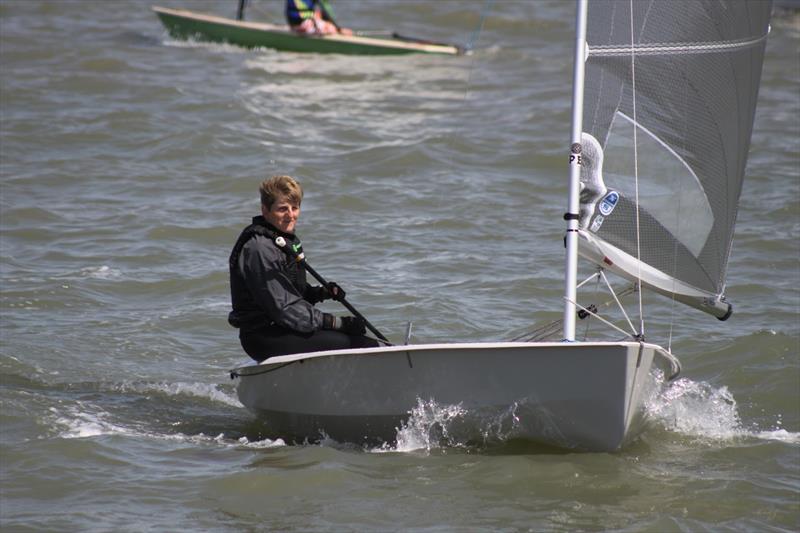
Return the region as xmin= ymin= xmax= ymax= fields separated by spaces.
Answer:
xmin=228 ymin=175 xmax=378 ymax=362
xmin=286 ymin=0 xmax=353 ymax=35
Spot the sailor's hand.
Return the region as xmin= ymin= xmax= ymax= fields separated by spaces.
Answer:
xmin=322 ymin=314 xmax=365 ymax=335
xmin=326 ymin=282 xmax=346 ymax=302
xmin=339 ymin=316 xmax=365 ymax=335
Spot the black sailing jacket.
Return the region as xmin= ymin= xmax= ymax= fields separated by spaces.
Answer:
xmin=228 ymin=216 xmax=326 ymax=333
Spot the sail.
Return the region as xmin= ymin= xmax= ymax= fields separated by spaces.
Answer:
xmin=576 ymin=0 xmax=772 ymax=319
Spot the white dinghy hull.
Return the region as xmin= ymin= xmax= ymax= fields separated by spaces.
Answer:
xmin=232 ymin=341 xmax=678 ymax=451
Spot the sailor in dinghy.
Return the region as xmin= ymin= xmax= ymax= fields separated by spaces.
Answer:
xmin=285 ymin=0 xmax=353 ymax=36
xmin=228 ymin=175 xmax=379 ymax=362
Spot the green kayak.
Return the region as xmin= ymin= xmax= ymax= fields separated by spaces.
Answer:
xmin=152 ymin=7 xmax=464 ymax=56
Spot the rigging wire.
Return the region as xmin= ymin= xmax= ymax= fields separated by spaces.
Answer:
xmin=566 ymin=296 xmax=636 ymax=339
xmin=628 ymin=0 xmax=646 ymax=338
xmin=244 ymin=1 xmax=277 ymax=22
xmin=599 ymin=270 xmax=638 ymax=335
xmin=466 ymin=0 xmax=495 ymax=52
xmin=510 ymin=279 xmax=637 ymax=343
xmin=459 ymin=0 xmax=494 ymax=103
xmin=667 ymin=5 xmax=692 ymax=354
xmin=580 ymin=271 xmax=603 ymax=341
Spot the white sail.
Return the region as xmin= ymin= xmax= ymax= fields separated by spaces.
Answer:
xmin=577 ymin=0 xmax=772 ymax=319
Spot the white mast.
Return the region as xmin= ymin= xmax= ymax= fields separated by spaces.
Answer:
xmin=563 ymin=0 xmax=589 ymax=341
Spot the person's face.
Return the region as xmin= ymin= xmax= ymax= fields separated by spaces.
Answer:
xmin=262 ymin=196 xmax=300 ymax=234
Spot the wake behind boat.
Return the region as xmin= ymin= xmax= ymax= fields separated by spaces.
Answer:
xmin=229 ymin=0 xmax=771 ymax=451
xmin=152 ymin=6 xmax=464 ymax=56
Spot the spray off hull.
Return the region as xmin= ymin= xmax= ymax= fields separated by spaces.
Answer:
xmin=232 ymin=341 xmax=679 ymax=451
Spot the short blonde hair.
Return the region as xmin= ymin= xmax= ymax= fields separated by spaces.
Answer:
xmin=259 ymin=175 xmax=303 ymax=209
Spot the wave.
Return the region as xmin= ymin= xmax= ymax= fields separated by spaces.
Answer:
xmin=114 ymin=380 xmax=243 ymax=408
xmin=78 ymin=265 xmax=123 ymax=280
xmin=42 ymin=380 xmax=290 ymax=449
xmin=51 ymin=400 xmax=285 ymax=450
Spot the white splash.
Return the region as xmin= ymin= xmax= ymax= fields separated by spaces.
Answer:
xmin=755 ymin=429 xmax=800 ymax=444
xmin=79 ymin=265 xmax=122 ymax=279
xmin=647 ymin=377 xmax=742 ymax=439
xmin=647 ymin=376 xmax=800 ymax=445
xmin=389 ymin=399 xmax=468 ymax=453
xmin=237 ymin=436 xmax=287 ymax=449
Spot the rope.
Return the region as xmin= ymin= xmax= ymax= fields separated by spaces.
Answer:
xmin=230 ymin=360 xmax=297 ymax=378
xmin=509 ymin=319 xmax=563 ymax=343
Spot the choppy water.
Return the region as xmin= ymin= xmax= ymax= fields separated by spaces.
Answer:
xmin=1 ymin=1 xmax=798 ymax=531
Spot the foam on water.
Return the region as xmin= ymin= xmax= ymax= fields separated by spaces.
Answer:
xmin=161 ymin=37 xmax=250 ymax=55
xmin=647 ymin=376 xmax=800 ymax=445
xmin=236 ymin=436 xmax=287 ymax=448
xmin=115 ymin=380 xmax=243 ymax=407
xmin=50 ymin=399 xmax=285 ymax=448
xmin=78 ymin=265 xmax=123 ymax=280
xmin=52 ymin=402 xmax=135 ymax=439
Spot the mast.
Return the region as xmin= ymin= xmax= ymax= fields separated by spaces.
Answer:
xmin=563 ymin=0 xmax=588 ymax=341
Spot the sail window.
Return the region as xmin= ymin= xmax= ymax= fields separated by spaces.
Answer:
xmin=602 ymin=111 xmax=713 ymax=257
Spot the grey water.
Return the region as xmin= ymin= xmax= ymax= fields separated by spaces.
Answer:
xmin=1 ymin=1 xmax=798 ymax=531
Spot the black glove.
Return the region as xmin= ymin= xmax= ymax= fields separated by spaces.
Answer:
xmin=339 ymin=316 xmax=365 ymax=335
xmin=305 ymin=285 xmax=327 ymax=304
xmin=322 ymin=313 xmax=366 ymax=336
xmin=326 ymin=282 xmax=346 ymax=302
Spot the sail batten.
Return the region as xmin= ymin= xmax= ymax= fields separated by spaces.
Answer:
xmin=577 ymin=0 xmax=771 ymax=317
xmin=588 ymin=34 xmax=770 ymax=56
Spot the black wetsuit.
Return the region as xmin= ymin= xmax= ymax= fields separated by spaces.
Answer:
xmin=228 ymin=216 xmax=378 ymax=361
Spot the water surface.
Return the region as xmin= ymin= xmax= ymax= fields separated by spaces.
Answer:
xmin=1 ymin=1 xmax=798 ymax=531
